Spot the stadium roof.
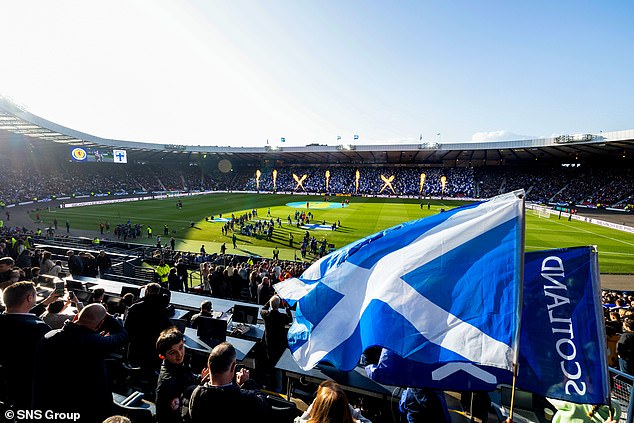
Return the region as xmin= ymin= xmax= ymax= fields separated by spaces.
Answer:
xmin=1 ymin=96 xmax=633 ymax=165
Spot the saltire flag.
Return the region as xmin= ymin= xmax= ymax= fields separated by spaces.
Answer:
xmin=275 ymin=190 xmax=524 ymax=372
xmin=366 ymin=246 xmax=609 ymax=405
xmin=353 ymin=134 xmax=359 ymax=140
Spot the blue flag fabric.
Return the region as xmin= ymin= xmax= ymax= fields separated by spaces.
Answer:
xmin=367 ymin=246 xmax=610 ymax=405
xmin=275 ymin=191 xmax=524 ymax=372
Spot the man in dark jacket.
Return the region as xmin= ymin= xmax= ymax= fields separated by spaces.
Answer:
xmin=189 ymin=342 xmax=269 ymax=422
xmin=125 ymin=283 xmax=173 ymax=371
xmin=66 ymin=250 xmax=84 ymax=276
xmin=260 ymin=295 xmax=292 ymax=365
xmin=0 ymin=282 xmax=53 ymax=409
xmin=175 ymin=259 xmax=188 ymax=292
xmin=33 ymin=303 xmax=129 ymax=423
xmin=96 ymin=250 xmax=112 ymax=278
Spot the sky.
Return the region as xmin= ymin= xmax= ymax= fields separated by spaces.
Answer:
xmin=0 ymin=1 xmax=632 ymax=147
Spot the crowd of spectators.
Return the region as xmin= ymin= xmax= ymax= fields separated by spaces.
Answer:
xmin=1 ymin=148 xmax=633 ymax=210
xmin=245 ymin=166 xmax=475 ymax=197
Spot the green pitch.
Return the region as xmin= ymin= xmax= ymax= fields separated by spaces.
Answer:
xmin=35 ymin=193 xmax=634 ymax=274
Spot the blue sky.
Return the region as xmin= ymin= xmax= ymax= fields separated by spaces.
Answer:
xmin=0 ymin=1 xmax=632 ymax=146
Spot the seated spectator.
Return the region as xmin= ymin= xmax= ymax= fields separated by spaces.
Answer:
xmin=190 ymin=300 xmax=213 ymax=329
xmin=103 ymin=417 xmax=131 ymax=423
xmin=0 ymin=256 xmax=20 ymax=289
xmin=189 ymin=342 xmax=269 ymax=422
xmin=295 ymin=380 xmax=371 ymax=423
xmin=92 ymin=287 xmax=106 ymax=305
xmin=399 ymin=388 xmax=450 ymax=423
xmin=0 ymin=281 xmax=53 ymax=409
xmin=40 ymin=291 xmax=83 ymax=329
xmin=155 ymin=328 xmax=206 ymax=423
xmin=33 ymin=303 xmax=129 ymax=423
xmin=47 ymin=260 xmax=63 ymax=277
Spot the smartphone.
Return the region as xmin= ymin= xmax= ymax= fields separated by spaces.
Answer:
xmin=54 ymin=281 xmax=65 ymax=296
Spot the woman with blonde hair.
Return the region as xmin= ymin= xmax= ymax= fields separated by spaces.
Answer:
xmin=295 ymin=380 xmax=371 ymax=423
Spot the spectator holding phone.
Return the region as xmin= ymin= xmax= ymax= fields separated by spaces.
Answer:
xmin=41 ymin=292 xmax=84 ymax=329
xmin=33 ymin=303 xmax=129 ymax=423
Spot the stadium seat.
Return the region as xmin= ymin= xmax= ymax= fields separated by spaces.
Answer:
xmin=112 ymin=391 xmax=154 ymax=423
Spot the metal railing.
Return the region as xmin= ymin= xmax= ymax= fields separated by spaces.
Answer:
xmin=610 ymin=367 xmax=634 ymax=423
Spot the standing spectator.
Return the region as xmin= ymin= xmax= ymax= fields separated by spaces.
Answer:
xmin=617 ymin=319 xmax=634 ymax=375
xmin=65 ymin=219 xmax=70 ymax=233
xmin=66 ymin=250 xmax=84 ymax=276
xmin=96 ymin=250 xmax=112 ymax=278
xmin=168 ymin=268 xmax=184 ymax=292
xmin=124 ymin=283 xmax=173 ymax=371
xmin=33 ymin=304 xmax=129 ymax=423
xmin=260 ymin=295 xmax=292 ymax=391
xmin=257 ymin=276 xmax=274 ymax=305
xmin=176 ymin=258 xmax=189 ymax=292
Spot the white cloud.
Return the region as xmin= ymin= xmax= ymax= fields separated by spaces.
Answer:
xmin=470 ymin=130 xmax=535 ymax=143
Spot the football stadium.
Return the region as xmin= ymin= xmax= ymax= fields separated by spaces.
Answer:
xmin=2 ymin=96 xmax=633 ymax=422
xmin=1 ymin=3 xmax=634 ymax=423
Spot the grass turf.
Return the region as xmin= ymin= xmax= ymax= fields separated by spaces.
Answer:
xmin=34 ymin=193 xmax=634 ymax=274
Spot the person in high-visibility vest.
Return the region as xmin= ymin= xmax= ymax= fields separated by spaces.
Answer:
xmin=155 ymin=260 xmax=170 ymax=286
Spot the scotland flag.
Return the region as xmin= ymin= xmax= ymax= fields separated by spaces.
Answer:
xmin=275 ymin=191 xmax=524 ymax=371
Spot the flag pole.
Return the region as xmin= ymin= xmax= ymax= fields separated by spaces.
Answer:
xmin=508 ymin=190 xmax=526 ymax=422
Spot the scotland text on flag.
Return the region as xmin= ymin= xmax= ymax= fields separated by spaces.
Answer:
xmin=275 ymin=191 xmax=524 ymax=371
xmin=366 ymin=246 xmax=609 ymax=405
